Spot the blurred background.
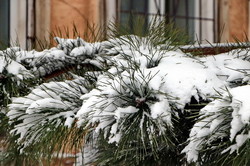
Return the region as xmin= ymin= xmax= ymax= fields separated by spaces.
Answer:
xmin=0 ymin=0 xmax=249 ymax=50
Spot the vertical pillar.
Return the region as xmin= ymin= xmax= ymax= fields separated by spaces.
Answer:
xmin=218 ymin=0 xmax=229 ymax=42
xmin=26 ymin=0 xmax=36 ymax=50
xmin=10 ymin=0 xmax=27 ymax=49
xmin=36 ymin=0 xmax=51 ymax=49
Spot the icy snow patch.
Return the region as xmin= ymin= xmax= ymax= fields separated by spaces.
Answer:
xmin=230 ymin=85 xmax=250 ymax=124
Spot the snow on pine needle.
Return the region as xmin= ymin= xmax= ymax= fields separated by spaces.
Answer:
xmin=3 ymin=32 xmax=250 ymax=165
xmin=75 ymin=35 xmax=250 ymax=164
xmin=0 ymin=48 xmax=33 ymax=81
xmin=101 ymin=36 xmax=231 ymax=109
xmin=200 ymin=51 xmax=250 ymax=87
xmin=0 ymin=48 xmax=35 ymax=110
xmin=182 ymin=85 xmax=250 ymax=165
xmin=7 ymin=76 xmax=91 ymax=153
xmin=0 ymin=37 xmax=108 ymax=80
xmin=77 ymin=68 xmax=177 ymax=164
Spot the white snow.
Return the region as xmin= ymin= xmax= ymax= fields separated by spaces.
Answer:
xmin=150 ymin=95 xmax=171 ymax=123
xmin=70 ymin=44 xmax=96 ymax=57
xmin=26 ymin=98 xmax=68 ymax=114
xmin=201 ymin=53 xmax=250 ymax=83
xmin=231 ymin=85 xmax=250 ymax=123
xmin=115 ymin=106 xmax=138 ymax=120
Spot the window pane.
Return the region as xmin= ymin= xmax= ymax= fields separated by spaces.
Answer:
xmin=133 ymin=0 xmax=147 ymax=13
xmin=120 ymin=13 xmax=131 ymax=27
xmin=121 ymin=0 xmax=131 ymax=11
xmin=168 ymin=0 xmax=195 ymax=41
xmin=0 ymin=0 xmax=9 ymax=49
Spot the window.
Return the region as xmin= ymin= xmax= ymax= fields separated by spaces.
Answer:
xmin=0 ymin=0 xmax=10 ymax=49
xmin=118 ymin=0 xmax=217 ymax=43
xmin=168 ymin=0 xmax=196 ymax=40
xmin=168 ymin=0 xmax=217 ymax=42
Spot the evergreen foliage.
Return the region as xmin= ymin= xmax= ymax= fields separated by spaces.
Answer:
xmin=1 ymin=18 xmax=250 ymax=166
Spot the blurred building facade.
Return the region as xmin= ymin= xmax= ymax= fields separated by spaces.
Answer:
xmin=0 ymin=0 xmax=249 ymax=50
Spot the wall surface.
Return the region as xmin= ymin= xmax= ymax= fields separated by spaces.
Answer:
xmin=50 ymin=0 xmax=99 ymax=41
xmin=228 ymin=0 xmax=248 ymax=41
xmin=219 ymin=0 xmax=249 ymax=42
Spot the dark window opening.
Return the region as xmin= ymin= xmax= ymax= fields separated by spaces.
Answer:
xmin=0 ymin=0 xmax=10 ymax=50
xmin=119 ymin=0 xmax=217 ymax=43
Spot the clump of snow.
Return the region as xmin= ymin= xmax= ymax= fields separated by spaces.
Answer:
xmin=0 ymin=55 xmax=33 ymax=80
xmin=201 ymin=53 xmax=250 ymax=84
xmin=231 ymin=85 xmax=250 ymax=123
